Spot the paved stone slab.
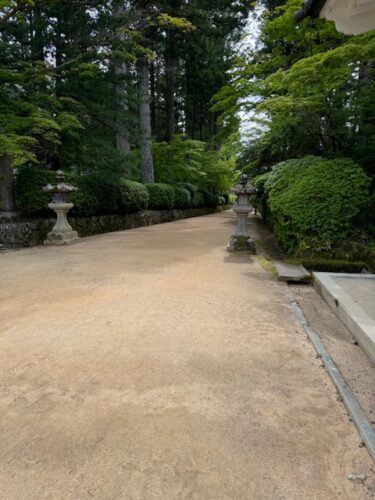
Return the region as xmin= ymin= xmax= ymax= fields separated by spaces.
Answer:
xmin=314 ymin=272 xmax=375 ymax=364
xmin=274 ymin=260 xmax=311 ymax=282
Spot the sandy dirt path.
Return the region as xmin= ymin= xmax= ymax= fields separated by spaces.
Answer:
xmin=0 ymin=211 xmax=373 ymax=499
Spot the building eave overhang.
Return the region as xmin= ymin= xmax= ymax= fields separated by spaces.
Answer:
xmin=294 ymin=0 xmax=328 ymax=22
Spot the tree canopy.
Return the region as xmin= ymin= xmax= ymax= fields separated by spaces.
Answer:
xmin=213 ymin=0 xmax=375 ymax=178
xmin=0 ymin=0 xmax=250 ymax=187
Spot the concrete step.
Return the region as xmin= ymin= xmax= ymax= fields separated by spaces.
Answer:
xmin=274 ymin=261 xmax=311 ymax=283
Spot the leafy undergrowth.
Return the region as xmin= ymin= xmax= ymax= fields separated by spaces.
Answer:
xmin=285 ymin=258 xmax=367 ymax=274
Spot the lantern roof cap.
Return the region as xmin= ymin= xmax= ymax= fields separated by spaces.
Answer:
xmin=43 ymin=170 xmax=78 ymax=193
xmin=231 ymin=173 xmax=257 ymax=195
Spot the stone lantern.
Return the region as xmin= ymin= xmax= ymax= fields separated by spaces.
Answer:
xmin=43 ymin=170 xmax=79 ymax=245
xmin=227 ymin=173 xmax=257 ymax=253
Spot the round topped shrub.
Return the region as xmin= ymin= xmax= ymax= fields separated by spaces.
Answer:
xmin=146 ymin=183 xmax=174 ymax=210
xmin=119 ymin=179 xmax=149 ymax=213
xmin=178 ymin=183 xmax=198 ymax=198
xmin=254 ymin=156 xmax=371 ymax=254
xmin=173 ymin=186 xmax=191 ymax=209
xmin=71 ymin=173 xmax=121 ymax=216
xmin=192 ymin=191 xmax=204 ymax=208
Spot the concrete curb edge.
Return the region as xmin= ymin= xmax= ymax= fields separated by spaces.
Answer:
xmin=287 ymin=291 xmax=375 ymax=464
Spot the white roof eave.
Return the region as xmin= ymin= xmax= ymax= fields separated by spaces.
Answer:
xmin=320 ymin=0 xmax=375 ymax=35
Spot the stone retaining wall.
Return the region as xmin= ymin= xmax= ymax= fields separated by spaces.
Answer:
xmin=0 ymin=206 xmax=227 ymax=249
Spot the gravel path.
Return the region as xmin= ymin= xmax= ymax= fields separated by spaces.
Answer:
xmin=0 ymin=211 xmax=373 ymax=499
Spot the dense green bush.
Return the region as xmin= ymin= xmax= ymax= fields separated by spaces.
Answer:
xmin=202 ymin=191 xmax=225 ymax=207
xmin=119 ymin=179 xmax=149 ymax=213
xmin=15 ymin=167 xmax=224 ymax=219
xmin=286 ymin=258 xmax=366 ymax=273
xmin=146 ymin=183 xmax=175 ymax=210
xmin=71 ymin=174 xmax=122 ymax=216
xmin=176 ymin=185 xmax=225 ymax=208
xmin=254 ymin=156 xmax=371 ymax=254
xmin=72 ymin=177 xmax=149 ymax=216
xmin=173 ymin=186 xmax=191 ymax=209
xmin=192 ymin=191 xmax=204 ymax=208
xmin=15 ymin=166 xmax=55 ymax=215
xmin=199 ymin=190 xmax=215 ymax=207
xmin=178 ymin=182 xmax=198 ymax=198
xmin=215 ymin=194 xmax=225 ymax=206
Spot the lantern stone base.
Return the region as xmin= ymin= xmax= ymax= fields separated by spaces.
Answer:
xmin=227 ymin=235 xmax=256 ymax=254
xmin=44 ymin=202 xmax=79 ymax=246
xmin=44 ymin=229 xmax=79 ymax=246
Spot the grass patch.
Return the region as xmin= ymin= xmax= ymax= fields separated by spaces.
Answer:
xmin=255 ymin=256 xmax=278 ymax=278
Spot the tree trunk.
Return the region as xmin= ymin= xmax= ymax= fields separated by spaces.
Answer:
xmin=0 ymin=156 xmax=15 ymax=212
xmin=114 ymin=1 xmax=130 ymax=153
xmin=150 ymin=60 xmax=157 ymax=137
xmin=115 ymin=61 xmax=130 ymax=153
xmin=55 ymin=14 xmax=63 ymax=97
xmin=137 ymin=56 xmax=154 ymax=183
xmin=357 ymin=61 xmax=372 ymax=152
xmin=165 ymin=30 xmax=176 ymax=143
xmin=31 ymin=4 xmax=44 ymax=62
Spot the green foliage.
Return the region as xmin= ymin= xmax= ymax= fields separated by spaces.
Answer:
xmin=1 ymin=0 xmax=249 ymax=214
xmin=173 ymin=186 xmax=191 ymax=209
xmin=153 ymin=135 xmax=207 ymax=185
xmin=146 ymin=183 xmax=175 ymax=210
xmin=153 ymin=135 xmax=237 ymax=193
xmin=72 ymin=177 xmax=149 ymax=216
xmin=199 ymin=190 xmax=218 ymax=208
xmin=192 ymin=191 xmax=204 ymax=208
xmin=214 ymin=0 xmax=375 ymax=177
xmin=157 ymin=14 xmax=195 ymax=31
xmin=295 ymin=239 xmax=375 ymax=272
xmin=178 ymin=182 xmax=199 ymax=197
xmin=119 ymin=179 xmax=149 ymax=213
xmin=15 ymin=166 xmax=55 ymax=214
xmin=70 ymin=185 xmax=100 ymax=217
xmin=71 ymin=174 xmax=122 ymax=216
xmin=255 ymin=156 xmax=371 ymax=254
xmin=199 ymin=140 xmax=238 ymax=193
xmin=0 ymin=134 xmax=37 ymax=167
xmin=286 ymin=258 xmax=367 ymax=274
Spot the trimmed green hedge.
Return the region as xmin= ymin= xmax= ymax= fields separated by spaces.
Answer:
xmin=146 ymin=183 xmax=175 ymax=210
xmin=71 ymin=174 xmax=122 ymax=216
xmin=119 ymin=179 xmax=149 ymax=213
xmin=72 ymin=177 xmax=150 ymax=216
xmin=178 ymin=183 xmax=198 ymax=198
xmin=173 ymin=186 xmax=191 ymax=209
xmin=192 ymin=191 xmax=204 ymax=208
xmin=15 ymin=166 xmax=55 ymax=215
xmin=199 ymin=190 xmax=215 ymax=207
xmin=254 ymin=156 xmax=371 ymax=254
xmin=15 ymin=170 xmax=223 ymax=217
xmin=204 ymin=192 xmax=225 ymax=207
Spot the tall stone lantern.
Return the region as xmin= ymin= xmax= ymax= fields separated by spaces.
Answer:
xmin=43 ymin=170 xmax=79 ymax=245
xmin=227 ymin=174 xmax=257 ymax=253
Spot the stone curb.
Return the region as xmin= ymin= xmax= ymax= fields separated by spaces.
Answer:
xmin=287 ymin=290 xmax=375 ymax=464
